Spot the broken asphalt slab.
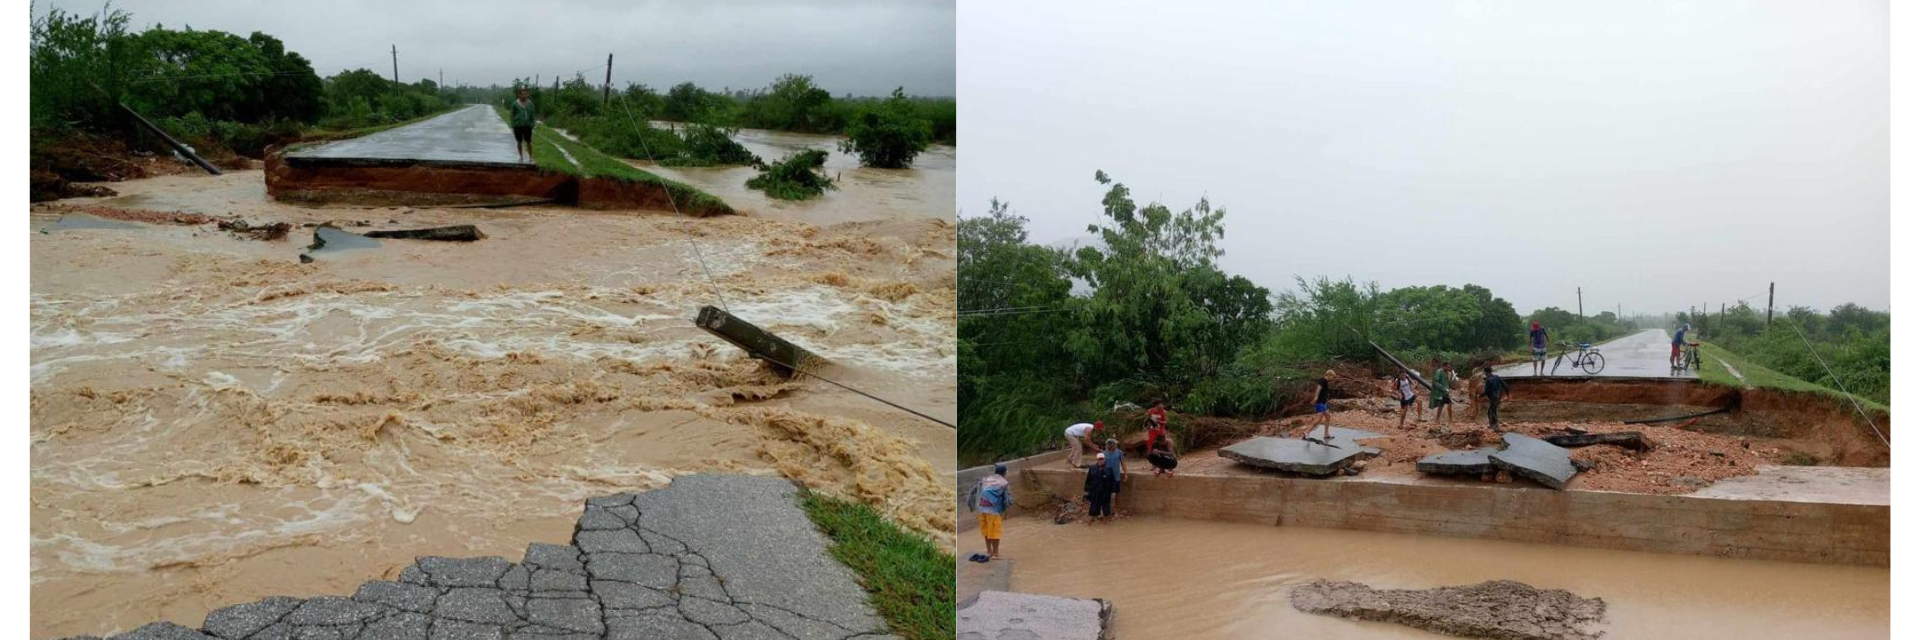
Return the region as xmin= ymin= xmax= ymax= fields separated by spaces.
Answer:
xmin=1488 ymin=433 xmax=1579 ymax=490
xmin=57 ymin=474 xmax=900 ymax=640
xmin=1291 ymin=579 xmax=1606 ymax=640
xmin=1219 ymin=427 xmax=1383 ymax=477
xmin=958 ymin=591 xmax=1113 ymax=640
xmin=1416 ymin=446 xmax=1502 ymax=476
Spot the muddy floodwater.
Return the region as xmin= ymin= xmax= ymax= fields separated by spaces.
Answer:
xmin=30 ymin=133 xmax=956 ymax=638
xmin=639 ymin=124 xmax=956 ymax=226
xmin=964 ymin=516 xmax=1887 ymax=639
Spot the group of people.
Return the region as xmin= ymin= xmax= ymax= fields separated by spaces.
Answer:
xmin=1387 ymin=361 xmax=1508 ymax=432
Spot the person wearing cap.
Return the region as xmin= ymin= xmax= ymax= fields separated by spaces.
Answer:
xmin=1084 ymin=452 xmax=1115 ymax=522
xmin=1308 ymin=369 xmax=1336 ymax=440
xmin=1671 ymin=323 xmax=1692 ymax=369
xmin=1529 ymin=321 xmax=1550 ymax=376
xmin=968 ymin=464 xmax=1011 ymax=558
xmin=1144 ymin=405 xmax=1178 ymax=476
xmin=1063 ymin=421 xmax=1102 ymax=468
xmin=1102 ymin=438 xmax=1127 ymax=497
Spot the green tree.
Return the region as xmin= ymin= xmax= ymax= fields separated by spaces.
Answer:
xmin=838 ymin=88 xmax=932 ymax=168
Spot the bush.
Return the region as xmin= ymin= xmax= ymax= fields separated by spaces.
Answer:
xmin=838 ymin=88 xmax=932 ymax=168
xmin=745 ymin=149 xmax=835 ymax=200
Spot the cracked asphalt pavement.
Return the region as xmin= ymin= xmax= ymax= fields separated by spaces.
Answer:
xmin=58 ymin=475 xmax=901 ymax=640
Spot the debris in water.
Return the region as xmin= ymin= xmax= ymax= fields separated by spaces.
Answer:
xmin=304 ymin=224 xmax=381 ymax=256
xmin=363 ymin=225 xmax=487 ymax=242
xmin=1291 ymin=579 xmax=1607 ymax=640
xmin=217 ymin=218 xmax=293 ymax=241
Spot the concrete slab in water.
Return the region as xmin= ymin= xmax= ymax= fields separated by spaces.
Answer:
xmin=1488 ymin=433 xmax=1579 ymax=490
xmin=287 ymin=104 xmax=523 ymax=166
xmin=1220 ymin=428 xmax=1383 ymax=476
xmin=959 ymin=590 xmax=1113 ymax=640
xmin=1417 ymin=447 xmax=1501 ymax=476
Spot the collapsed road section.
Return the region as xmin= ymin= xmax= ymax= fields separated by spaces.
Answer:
xmin=57 ymin=475 xmax=898 ymax=640
xmin=264 ymin=105 xmax=730 ymax=215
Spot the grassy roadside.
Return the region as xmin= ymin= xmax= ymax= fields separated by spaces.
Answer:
xmin=1696 ymin=342 xmax=1889 ymax=412
xmin=801 ymin=491 xmax=954 ymax=640
xmin=492 ymin=105 xmax=732 ymax=215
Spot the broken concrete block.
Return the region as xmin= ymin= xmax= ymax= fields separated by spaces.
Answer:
xmin=1292 ymin=579 xmax=1606 ymax=640
xmin=1220 ymin=428 xmax=1383 ymax=477
xmin=958 ymin=590 xmax=1114 ymax=640
xmin=1416 ymin=447 xmax=1501 ymax=476
xmin=1489 ymin=433 xmax=1579 ymax=490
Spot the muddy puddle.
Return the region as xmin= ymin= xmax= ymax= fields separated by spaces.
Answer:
xmin=965 ymin=516 xmax=1887 ymax=639
xmin=29 ymin=169 xmax=956 ymax=637
xmin=637 ymin=124 xmax=956 ymax=226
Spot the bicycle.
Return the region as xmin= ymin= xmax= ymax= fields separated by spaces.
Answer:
xmin=1673 ymin=341 xmax=1701 ymax=374
xmin=1552 ymin=341 xmax=1606 ymax=375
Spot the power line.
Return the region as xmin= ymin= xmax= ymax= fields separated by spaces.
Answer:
xmin=1776 ymin=313 xmax=1888 ymax=448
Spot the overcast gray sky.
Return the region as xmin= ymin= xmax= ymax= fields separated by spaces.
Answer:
xmin=38 ymin=0 xmax=955 ymax=96
xmin=958 ymin=0 xmax=1889 ymax=315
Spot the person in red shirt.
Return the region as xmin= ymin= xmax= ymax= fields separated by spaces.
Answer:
xmin=1143 ymin=402 xmax=1178 ymax=476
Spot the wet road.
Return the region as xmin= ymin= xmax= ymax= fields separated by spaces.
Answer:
xmin=1498 ymin=328 xmax=1697 ymax=379
xmin=289 ymin=104 xmax=521 ymax=165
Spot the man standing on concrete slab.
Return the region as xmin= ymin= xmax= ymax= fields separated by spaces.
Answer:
xmin=510 ymin=87 xmax=538 ymax=164
xmin=1481 ymin=366 xmax=1509 ymax=432
xmin=968 ymin=464 xmax=1011 ymax=558
xmin=1307 ymin=370 xmax=1335 ymax=441
xmin=1430 ymin=362 xmax=1456 ymax=430
xmin=1529 ymin=321 xmax=1550 ymax=376
xmin=1064 ymin=421 xmax=1102 ymax=468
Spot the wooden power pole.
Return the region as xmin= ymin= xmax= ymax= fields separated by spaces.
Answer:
xmin=1577 ymin=287 xmax=1583 ymax=318
xmin=604 ymin=54 xmax=614 ymax=107
xmin=390 ymin=45 xmax=399 ymax=84
xmin=1767 ymin=282 xmax=1775 ymax=327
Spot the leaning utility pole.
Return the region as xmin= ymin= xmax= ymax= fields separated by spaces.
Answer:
xmin=603 ymin=54 xmax=614 ymax=107
xmin=1767 ymin=282 xmax=1775 ymax=327
xmin=390 ymin=45 xmax=399 ymax=84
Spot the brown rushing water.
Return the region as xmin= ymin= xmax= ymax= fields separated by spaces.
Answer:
xmin=963 ymin=516 xmax=1887 ymax=639
xmin=31 ymin=135 xmax=955 ymax=638
xmin=637 ymin=124 xmax=957 ymax=227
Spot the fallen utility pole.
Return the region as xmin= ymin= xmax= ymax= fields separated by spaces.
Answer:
xmin=116 ymin=100 xmax=221 ymax=175
xmin=1345 ymin=325 xmax=1433 ymax=390
xmin=695 ymin=305 xmax=824 ymax=376
xmin=364 ymin=225 xmax=487 ymax=242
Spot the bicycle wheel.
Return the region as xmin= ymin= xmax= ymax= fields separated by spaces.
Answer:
xmin=1580 ymin=352 xmax=1606 ymax=375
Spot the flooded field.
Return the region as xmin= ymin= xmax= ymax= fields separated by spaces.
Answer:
xmin=640 ymin=124 xmax=956 ymax=226
xmin=30 ymin=135 xmax=956 ymax=637
xmin=964 ymin=516 xmax=1888 ymax=639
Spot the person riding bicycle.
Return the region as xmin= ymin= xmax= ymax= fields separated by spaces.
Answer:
xmin=1670 ymin=323 xmax=1692 ymax=369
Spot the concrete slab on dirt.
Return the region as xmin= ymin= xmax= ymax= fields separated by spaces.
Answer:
xmin=288 ymin=104 xmax=523 ymax=166
xmin=1292 ymin=579 xmax=1606 ymax=640
xmin=1219 ymin=427 xmax=1383 ymax=476
xmin=958 ymin=558 xmax=1013 ymax=608
xmin=958 ymin=590 xmax=1113 ymax=640
xmin=1488 ymin=433 xmax=1579 ymax=490
xmin=1416 ymin=447 xmax=1501 ymax=476
xmin=1499 ymin=328 xmax=1698 ymax=380
xmin=1692 ymin=465 xmax=1890 ymax=505
xmin=61 ymin=475 xmax=894 ymax=640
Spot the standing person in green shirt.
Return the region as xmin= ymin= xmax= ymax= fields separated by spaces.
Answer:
xmin=1429 ymin=361 xmax=1456 ymax=430
xmin=510 ymin=88 xmax=538 ymax=164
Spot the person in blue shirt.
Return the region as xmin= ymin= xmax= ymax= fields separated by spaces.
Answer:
xmin=968 ymin=464 xmax=1011 ymax=558
xmin=1102 ymin=438 xmax=1126 ymax=493
xmin=1671 ymin=323 xmax=1691 ymax=369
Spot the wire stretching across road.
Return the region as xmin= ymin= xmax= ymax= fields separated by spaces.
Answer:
xmin=1775 ymin=313 xmax=1889 ymax=448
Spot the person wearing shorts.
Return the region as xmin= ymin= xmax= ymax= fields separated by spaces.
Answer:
xmin=1396 ymin=370 xmax=1421 ymax=427
xmin=510 ymin=88 xmax=538 ymax=163
xmin=968 ymin=464 xmax=1010 ymax=558
xmin=1063 ymin=421 xmax=1101 ymax=468
xmin=1429 ymin=362 xmax=1456 ymax=427
xmin=1529 ymin=321 xmax=1549 ymax=376
xmin=1307 ymin=370 xmax=1334 ymax=440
